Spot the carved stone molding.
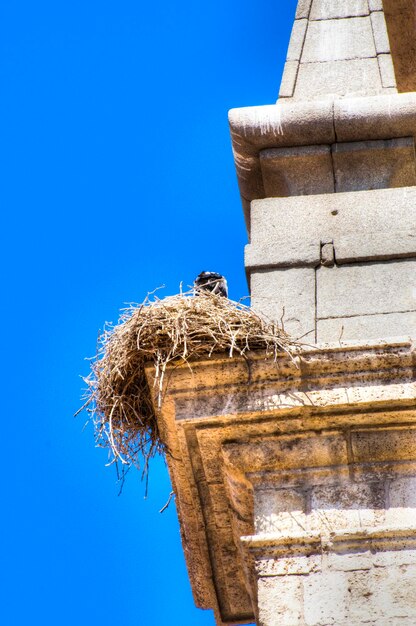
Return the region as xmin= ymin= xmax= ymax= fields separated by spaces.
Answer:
xmin=146 ymin=338 xmax=416 ymax=625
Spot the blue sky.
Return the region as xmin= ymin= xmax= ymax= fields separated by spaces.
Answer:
xmin=1 ymin=1 xmax=296 ymax=624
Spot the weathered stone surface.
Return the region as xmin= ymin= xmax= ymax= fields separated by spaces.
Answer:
xmin=378 ymin=53 xmax=397 ymax=88
xmin=250 ymin=267 xmax=316 ymax=340
xmin=317 ymin=311 xmax=416 ymax=343
xmin=301 ymin=17 xmax=376 ymax=63
xmin=278 ymin=60 xmax=298 ymax=98
xmin=332 ymin=137 xmax=416 ymax=192
xmin=255 ymin=488 xmax=306 ymax=534
xmin=260 ymin=144 xmax=334 ymax=197
xmin=383 ymin=0 xmax=416 ymax=92
xmin=294 ymin=58 xmax=383 ymax=100
xmin=316 ymin=260 xmax=416 ymax=318
xmin=333 ymin=93 xmax=416 ymax=143
xmin=310 ymin=0 xmax=370 ymax=21
xmin=286 ymin=18 xmax=308 ymax=62
xmin=247 ymin=187 xmax=416 ymax=270
xmin=296 ymin=0 xmax=312 ymax=19
xmin=370 ymin=9 xmax=391 ymax=54
xmin=369 ymin=0 xmax=383 ymax=9
xmin=229 ymin=93 xmax=416 ymax=213
xmin=147 ymin=339 xmax=416 ymax=624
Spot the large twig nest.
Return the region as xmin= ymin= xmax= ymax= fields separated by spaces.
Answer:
xmin=82 ymin=289 xmax=297 ymax=473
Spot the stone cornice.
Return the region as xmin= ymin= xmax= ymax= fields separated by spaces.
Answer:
xmin=146 ymin=338 xmax=416 ymax=625
xmin=228 ymin=92 xmax=416 ymax=229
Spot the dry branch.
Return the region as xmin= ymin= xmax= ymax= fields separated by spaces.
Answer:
xmin=81 ymin=289 xmax=297 ymax=474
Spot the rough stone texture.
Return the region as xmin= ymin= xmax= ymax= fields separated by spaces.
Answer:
xmin=222 ymin=1 xmax=416 ymax=623
xmin=296 ymin=0 xmax=312 ymax=20
xmin=378 ymin=52 xmax=397 ymax=88
xmin=383 ymin=0 xmax=416 ymax=92
xmin=229 ymin=94 xmax=416 ymax=215
xmin=250 ymin=267 xmax=316 ymax=340
xmin=256 ymin=548 xmax=416 ymax=626
xmin=310 ymin=0 xmax=370 ymax=20
xmin=301 ymin=17 xmax=376 ymax=63
xmin=317 ymin=311 xmax=416 ymax=343
xmin=332 ymin=137 xmax=416 ymax=192
xmin=293 ymin=57 xmax=383 ymax=100
xmin=370 ymin=10 xmax=391 ymax=54
xmin=260 ymin=145 xmax=334 ymax=197
xmin=278 ymin=60 xmax=299 ymax=98
xmin=286 ymin=18 xmax=308 ymax=62
xmin=247 ymin=187 xmax=416 ymax=269
xmin=316 ymin=260 xmax=416 ymax=318
xmin=149 ymin=340 xmax=416 ymax=625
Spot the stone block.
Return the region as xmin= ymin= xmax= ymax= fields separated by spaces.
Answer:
xmin=333 ymin=93 xmax=416 ymax=143
xmin=255 ymin=488 xmax=307 ymax=534
xmin=374 ymin=549 xmax=416 ymax=568
xmin=296 ymin=0 xmax=312 ymax=19
xmin=370 ymin=10 xmax=391 ymax=54
xmin=385 ymin=476 xmax=416 ymax=527
xmin=247 ymin=187 xmax=416 ymax=273
xmin=378 ymin=53 xmax=397 ymax=88
xmin=368 ymin=0 xmax=382 ymax=9
xmin=278 ymin=60 xmax=299 ymax=98
xmin=327 ymin=551 xmax=372 ymax=572
xmin=316 ymin=260 xmax=416 ymax=319
xmin=317 ymin=311 xmax=416 ymax=343
xmin=260 ymin=144 xmax=334 ymax=197
xmin=286 ymin=19 xmax=308 ymax=62
xmin=351 ymin=428 xmax=416 ymax=464
xmin=310 ymin=0 xmax=370 ymax=20
xmin=309 ymin=482 xmax=385 ymax=531
xmin=250 ymin=267 xmax=316 ymax=339
xmin=301 ymin=17 xmax=376 ymax=63
xmin=332 ymin=137 xmax=416 ymax=192
xmin=294 ymin=58 xmax=382 ymax=100
xmin=258 ymin=575 xmax=303 ymax=625
xmin=368 ymin=566 xmax=416 ymax=620
xmin=336 ymin=230 xmax=416 ymax=264
xmin=303 ymin=570 xmax=349 ymax=624
xmin=256 ymin=554 xmax=320 ymax=577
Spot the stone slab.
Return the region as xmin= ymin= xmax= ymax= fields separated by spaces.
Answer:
xmin=316 ymin=260 xmax=416 ymax=319
xmin=250 ymin=267 xmax=316 ymax=339
xmin=278 ymin=60 xmax=299 ymax=99
xmin=301 ymin=17 xmax=376 ymax=63
xmin=332 ymin=137 xmax=416 ymax=192
xmin=310 ymin=0 xmax=370 ymax=20
xmin=286 ymin=19 xmax=308 ymax=62
xmin=369 ymin=0 xmax=382 ymax=9
xmin=296 ymin=0 xmax=312 ymax=19
xmin=336 ymin=230 xmax=416 ymax=264
xmin=294 ymin=57 xmax=383 ymax=99
xmin=371 ymin=10 xmax=391 ymax=54
xmin=333 ymin=93 xmax=416 ymax=143
xmin=378 ymin=53 xmax=397 ymax=88
xmin=317 ymin=312 xmax=416 ymax=343
xmin=260 ymin=144 xmax=334 ymax=197
xmin=247 ymin=187 xmax=416 ymax=270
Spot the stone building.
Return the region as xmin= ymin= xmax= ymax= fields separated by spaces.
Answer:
xmin=152 ymin=2 xmax=416 ymax=624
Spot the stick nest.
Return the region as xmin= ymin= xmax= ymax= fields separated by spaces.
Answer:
xmin=83 ymin=290 xmax=297 ymax=473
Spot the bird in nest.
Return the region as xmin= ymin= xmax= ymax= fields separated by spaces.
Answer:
xmin=194 ymin=271 xmax=228 ymax=298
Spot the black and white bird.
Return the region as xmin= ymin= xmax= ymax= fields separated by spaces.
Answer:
xmin=194 ymin=271 xmax=228 ymax=298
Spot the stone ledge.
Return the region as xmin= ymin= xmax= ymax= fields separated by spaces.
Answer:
xmin=147 ymin=339 xmax=416 ymax=625
xmin=241 ymin=525 xmax=416 ymax=555
xmin=229 ymin=93 xmax=416 ymax=227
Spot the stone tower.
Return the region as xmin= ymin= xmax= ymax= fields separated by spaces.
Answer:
xmin=152 ymin=2 xmax=416 ymax=624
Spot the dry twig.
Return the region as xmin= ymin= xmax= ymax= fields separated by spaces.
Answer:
xmin=80 ymin=288 xmax=297 ymax=475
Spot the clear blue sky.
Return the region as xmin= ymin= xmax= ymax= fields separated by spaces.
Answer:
xmin=1 ymin=1 xmax=296 ymax=624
